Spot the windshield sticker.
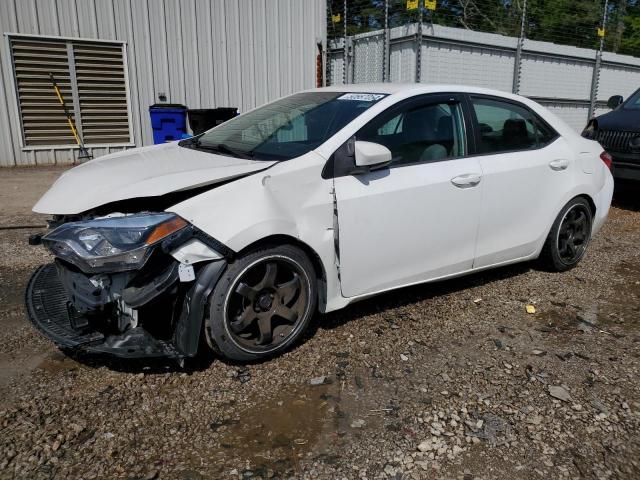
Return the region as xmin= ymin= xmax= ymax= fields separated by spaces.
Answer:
xmin=337 ymin=93 xmax=386 ymax=102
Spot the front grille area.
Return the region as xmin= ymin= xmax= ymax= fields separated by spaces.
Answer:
xmin=596 ymin=129 xmax=640 ymax=153
xmin=26 ymin=263 xmax=182 ymax=358
xmin=26 ymin=264 xmax=105 ymax=347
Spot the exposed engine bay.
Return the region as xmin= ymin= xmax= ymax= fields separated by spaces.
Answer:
xmin=27 ymin=210 xmax=231 ymax=363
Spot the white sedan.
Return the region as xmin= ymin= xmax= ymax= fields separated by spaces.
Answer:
xmin=27 ymin=84 xmax=613 ymax=362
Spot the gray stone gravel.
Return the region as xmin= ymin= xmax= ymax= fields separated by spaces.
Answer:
xmin=0 ymin=171 xmax=639 ymax=479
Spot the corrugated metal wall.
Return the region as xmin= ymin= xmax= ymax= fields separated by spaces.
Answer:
xmin=329 ymin=23 xmax=640 ymax=133
xmin=0 ymin=0 xmax=326 ymax=167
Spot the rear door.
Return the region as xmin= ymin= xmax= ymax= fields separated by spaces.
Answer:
xmin=468 ymin=95 xmax=574 ymax=268
xmin=333 ymin=94 xmax=484 ymax=297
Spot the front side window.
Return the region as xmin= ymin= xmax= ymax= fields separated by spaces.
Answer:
xmin=185 ymin=92 xmax=386 ymax=161
xmin=357 ymin=100 xmax=466 ymax=166
xmin=471 ymin=97 xmax=556 ymax=154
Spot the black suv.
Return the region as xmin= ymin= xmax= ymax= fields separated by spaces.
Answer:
xmin=583 ymin=88 xmax=640 ymax=181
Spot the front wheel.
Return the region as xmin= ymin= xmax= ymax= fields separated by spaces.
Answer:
xmin=539 ymin=197 xmax=593 ymax=272
xmin=205 ymin=244 xmax=317 ymax=362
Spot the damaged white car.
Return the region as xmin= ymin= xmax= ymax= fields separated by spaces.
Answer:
xmin=27 ymin=84 xmax=614 ymax=362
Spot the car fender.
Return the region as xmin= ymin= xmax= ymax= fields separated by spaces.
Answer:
xmin=532 ymin=172 xmax=610 ymax=258
xmin=168 ymin=151 xmax=347 ymax=313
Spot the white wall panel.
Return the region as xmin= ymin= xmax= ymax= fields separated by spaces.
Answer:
xmin=421 ymin=41 xmax=514 ymax=92
xmin=539 ymin=102 xmax=591 ymax=133
xmin=598 ymin=64 xmax=640 ymax=101
xmin=0 ymin=0 xmax=20 ymax=165
xmin=519 ymin=53 xmax=594 ymax=100
xmin=0 ymin=0 xmax=326 ymax=166
xmin=328 ymin=51 xmax=344 ymax=86
xmin=390 ymin=41 xmax=416 ymax=83
xmin=353 ymin=33 xmax=384 ymax=84
xmin=56 ymin=0 xmax=80 ymax=38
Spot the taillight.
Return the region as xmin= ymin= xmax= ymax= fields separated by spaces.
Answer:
xmin=600 ymin=151 xmax=613 ymax=170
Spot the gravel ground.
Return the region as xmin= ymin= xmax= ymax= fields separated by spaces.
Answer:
xmin=0 ymin=169 xmax=639 ymax=480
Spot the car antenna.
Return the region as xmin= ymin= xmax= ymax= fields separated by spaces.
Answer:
xmin=49 ymin=72 xmax=92 ymax=162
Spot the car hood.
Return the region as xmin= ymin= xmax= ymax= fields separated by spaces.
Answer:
xmin=33 ymin=142 xmax=276 ymax=215
xmin=596 ymin=108 xmax=640 ymax=131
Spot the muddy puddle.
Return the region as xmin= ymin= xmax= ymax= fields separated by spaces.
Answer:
xmin=206 ymin=370 xmax=390 ymax=476
xmin=0 ymin=349 xmax=82 ymax=408
xmin=533 ymin=305 xmax=633 ymax=336
xmin=211 ymin=385 xmax=330 ymax=476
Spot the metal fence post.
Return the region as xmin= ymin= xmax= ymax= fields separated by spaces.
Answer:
xmin=415 ymin=0 xmax=423 ymax=83
xmin=343 ymin=0 xmax=348 ymax=84
xmin=383 ymin=0 xmax=391 ymax=82
xmin=588 ymin=0 xmax=609 ymax=120
xmin=512 ymin=0 xmax=527 ymax=94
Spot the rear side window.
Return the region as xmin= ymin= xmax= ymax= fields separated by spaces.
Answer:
xmin=358 ymin=101 xmax=466 ymax=166
xmin=471 ymin=97 xmax=557 ymax=154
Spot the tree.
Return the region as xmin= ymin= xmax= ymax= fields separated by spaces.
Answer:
xmin=326 ymin=0 xmax=640 ymax=56
xmin=618 ymin=0 xmax=640 ymax=54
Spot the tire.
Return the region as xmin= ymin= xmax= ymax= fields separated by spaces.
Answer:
xmin=205 ymin=244 xmax=317 ymax=362
xmin=539 ymin=197 xmax=593 ymax=272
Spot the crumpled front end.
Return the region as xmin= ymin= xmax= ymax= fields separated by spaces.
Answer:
xmin=25 ymin=213 xmax=230 ymax=360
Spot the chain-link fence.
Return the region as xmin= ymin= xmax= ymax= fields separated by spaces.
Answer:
xmin=325 ymin=0 xmax=640 ymax=131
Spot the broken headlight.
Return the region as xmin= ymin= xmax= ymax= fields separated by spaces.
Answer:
xmin=43 ymin=213 xmax=188 ymax=273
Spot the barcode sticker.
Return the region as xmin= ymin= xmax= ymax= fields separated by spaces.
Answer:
xmin=337 ymin=93 xmax=386 ymax=102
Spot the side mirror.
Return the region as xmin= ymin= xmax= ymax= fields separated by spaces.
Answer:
xmin=354 ymin=141 xmax=392 ymax=169
xmin=607 ymin=95 xmax=624 ymax=110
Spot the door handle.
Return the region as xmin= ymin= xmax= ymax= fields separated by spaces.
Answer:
xmin=549 ymin=159 xmax=569 ymax=171
xmin=451 ymin=174 xmax=482 ymax=188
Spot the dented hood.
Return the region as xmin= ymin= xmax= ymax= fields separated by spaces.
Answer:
xmin=33 ymin=142 xmax=276 ymax=214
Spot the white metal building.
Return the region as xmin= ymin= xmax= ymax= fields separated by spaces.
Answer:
xmin=0 ymin=0 xmax=326 ymax=167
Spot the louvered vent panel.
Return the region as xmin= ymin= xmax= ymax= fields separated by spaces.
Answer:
xmin=73 ymin=42 xmax=130 ymax=144
xmin=11 ymin=38 xmax=76 ymax=146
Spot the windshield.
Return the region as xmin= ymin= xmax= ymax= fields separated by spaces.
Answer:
xmin=624 ymin=88 xmax=640 ymax=110
xmin=179 ymin=92 xmax=387 ymax=160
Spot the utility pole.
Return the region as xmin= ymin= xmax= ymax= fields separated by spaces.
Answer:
xmin=588 ymin=0 xmax=609 ymax=120
xmin=512 ymin=0 xmax=527 ymax=94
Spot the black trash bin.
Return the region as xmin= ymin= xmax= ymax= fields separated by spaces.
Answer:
xmin=187 ymin=108 xmax=238 ymax=136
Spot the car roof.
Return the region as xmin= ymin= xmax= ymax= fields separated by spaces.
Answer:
xmin=308 ymin=83 xmax=522 ymax=100
xmin=306 ymin=83 xmax=580 ymax=140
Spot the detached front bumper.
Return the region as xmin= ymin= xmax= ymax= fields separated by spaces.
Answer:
xmin=26 ymin=260 xmax=226 ymax=360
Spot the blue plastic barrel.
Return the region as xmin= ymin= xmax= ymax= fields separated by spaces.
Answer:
xmin=149 ymin=104 xmax=187 ymax=144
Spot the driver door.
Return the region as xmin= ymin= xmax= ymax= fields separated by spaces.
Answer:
xmin=333 ymin=94 xmax=484 ymax=297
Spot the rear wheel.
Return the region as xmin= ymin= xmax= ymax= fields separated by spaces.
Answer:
xmin=205 ymin=244 xmax=317 ymax=362
xmin=539 ymin=197 xmax=593 ymax=272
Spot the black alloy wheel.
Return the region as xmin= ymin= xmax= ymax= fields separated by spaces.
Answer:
xmin=206 ymin=245 xmax=317 ymax=361
xmin=540 ymin=197 xmax=593 ymax=272
xmin=556 ymin=203 xmax=591 ymax=265
xmin=226 ymin=257 xmax=308 ymax=349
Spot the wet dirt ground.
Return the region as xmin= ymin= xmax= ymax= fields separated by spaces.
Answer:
xmin=0 ymin=168 xmax=639 ymax=479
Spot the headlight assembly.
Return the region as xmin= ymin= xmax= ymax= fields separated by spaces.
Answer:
xmin=43 ymin=213 xmax=188 ymax=272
